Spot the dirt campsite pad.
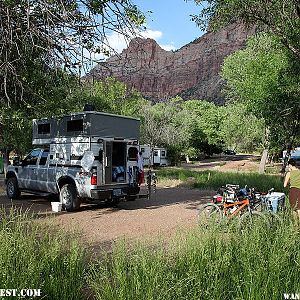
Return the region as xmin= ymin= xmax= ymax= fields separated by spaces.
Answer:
xmin=0 ymin=176 xmax=214 ymax=247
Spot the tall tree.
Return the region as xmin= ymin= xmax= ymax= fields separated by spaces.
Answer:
xmin=191 ymin=0 xmax=300 ymax=59
xmin=0 ymin=0 xmax=145 ymax=166
xmin=222 ymin=33 xmax=300 ymax=149
xmin=0 ymin=0 xmax=145 ymax=107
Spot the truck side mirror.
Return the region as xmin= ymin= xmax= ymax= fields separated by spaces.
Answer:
xmin=21 ymin=160 xmax=28 ymax=167
xmin=12 ymin=157 xmax=20 ymax=166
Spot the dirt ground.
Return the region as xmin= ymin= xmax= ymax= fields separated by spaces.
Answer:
xmin=0 ymin=176 xmax=214 ymax=249
xmin=0 ymin=154 xmax=268 ymax=249
xmin=181 ymin=154 xmax=261 ymax=173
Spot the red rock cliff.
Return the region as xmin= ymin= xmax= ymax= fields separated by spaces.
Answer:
xmin=87 ymin=23 xmax=255 ymax=104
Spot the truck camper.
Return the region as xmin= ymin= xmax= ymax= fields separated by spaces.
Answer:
xmin=5 ymin=111 xmax=143 ymax=211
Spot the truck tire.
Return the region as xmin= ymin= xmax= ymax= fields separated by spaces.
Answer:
xmin=60 ymin=184 xmax=80 ymax=212
xmin=6 ymin=177 xmax=21 ymax=199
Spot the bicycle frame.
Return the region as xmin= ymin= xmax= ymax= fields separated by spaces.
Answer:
xmin=223 ymin=199 xmax=250 ymax=219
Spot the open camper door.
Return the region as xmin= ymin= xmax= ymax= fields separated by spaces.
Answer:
xmin=127 ymin=145 xmax=139 ymax=183
xmin=104 ymin=141 xmax=113 ymax=184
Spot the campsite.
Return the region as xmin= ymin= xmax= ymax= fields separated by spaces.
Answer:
xmin=2 ymin=0 xmax=300 ymax=299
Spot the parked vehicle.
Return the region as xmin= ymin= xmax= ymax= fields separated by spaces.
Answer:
xmin=140 ymin=145 xmax=170 ymax=166
xmin=5 ymin=111 xmax=144 ymax=211
xmin=282 ymin=147 xmax=300 ymax=165
xmin=223 ymin=149 xmax=236 ymax=155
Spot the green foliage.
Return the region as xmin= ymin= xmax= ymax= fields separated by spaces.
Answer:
xmin=138 ymin=97 xmax=265 ymax=161
xmin=191 ymin=0 xmax=300 ymax=60
xmin=139 ymin=97 xmax=188 ymax=148
xmin=0 ymin=0 xmax=145 ymax=107
xmin=219 ymin=103 xmax=265 ymax=152
xmin=222 ymin=33 xmax=300 ymax=148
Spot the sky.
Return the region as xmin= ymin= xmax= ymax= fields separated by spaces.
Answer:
xmin=104 ymin=0 xmax=206 ymax=54
xmin=134 ymin=0 xmax=206 ymax=50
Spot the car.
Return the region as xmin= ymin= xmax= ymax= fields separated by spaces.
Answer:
xmin=223 ymin=149 xmax=236 ymax=155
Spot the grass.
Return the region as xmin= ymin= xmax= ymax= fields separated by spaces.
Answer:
xmin=156 ymin=168 xmax=285 ymax=192
xmin=87 ymin=213 xmax=300 ymax=300
xmin=0 ymin=171 xmax=295 ymax=300
xmin=0 ymin=207 xmax=85 ymax=300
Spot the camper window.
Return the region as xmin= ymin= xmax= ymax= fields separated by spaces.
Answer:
xmin=67 ymin=119 xmax=84 ymax=132
xmin=154 ymin=151 xmax=158 ymax=156
xmin=38 ymin=123 xmax=50 ymax=134
xmin=128 ymin=147 xmax=138 ymax=161
xmin=161 ymin=151 xmax=166 ymax=157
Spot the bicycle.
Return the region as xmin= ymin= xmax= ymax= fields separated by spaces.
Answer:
xmin=198 ymin=185 xmax=266 ymax=228
xmin=146 ymin=170 xmax=157 ymax=198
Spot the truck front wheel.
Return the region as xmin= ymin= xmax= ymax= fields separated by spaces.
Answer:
xmin=60 ymin=184 xmax=80 ymax=212
xmin=6 ymin=177 xmax=21 ymax=199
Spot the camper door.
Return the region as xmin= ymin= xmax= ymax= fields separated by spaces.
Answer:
xmin=153 ymin=149 xmax=161 ymax=165
xmin=104 ymin=141 xmax=113 ymax=184
xmin=127 ymin=145 xmax=139 ymax=183
xmin=104 ymin=141 xmax=127 ymax=184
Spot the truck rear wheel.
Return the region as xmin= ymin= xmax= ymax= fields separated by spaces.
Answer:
xmin=60 ymin=184 xmax=80 ymax=212
xmin=6 ymin=177 xmax=21 ymax=199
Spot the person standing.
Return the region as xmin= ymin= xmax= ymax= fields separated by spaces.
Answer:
xmin=284 ymin=159 xmax=300 ymax=218
xmin=137 ymin=151 xmax=144 ymax=186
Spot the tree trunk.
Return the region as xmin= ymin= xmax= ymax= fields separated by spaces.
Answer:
xmin=259 ymin=149 xmax=268 ymax=174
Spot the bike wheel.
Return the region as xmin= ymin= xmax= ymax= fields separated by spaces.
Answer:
xmin=197 ymin=203 xmax=222 ymax=226
xmin=239 ymin=210 xmax=268 ymax=231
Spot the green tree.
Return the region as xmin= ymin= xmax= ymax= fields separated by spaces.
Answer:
xmin=222 ymin=33 xmax=300 ymax=149
xmin=181 ymin=100 xmax=224 ymax=158
xmin=219 ymin=103 xmax=265 ymax=152
xmin=191 ymin=0 xmax=300 ymax=59
xmin=0 ymin=0 xmax=145 ymax=107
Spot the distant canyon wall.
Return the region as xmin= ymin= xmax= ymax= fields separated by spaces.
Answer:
xmin=87 ymin=23 xmax=256 ymax=104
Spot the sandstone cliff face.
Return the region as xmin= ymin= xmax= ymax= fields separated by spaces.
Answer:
xmin=88 ymin=23 xmax=255 ymax=104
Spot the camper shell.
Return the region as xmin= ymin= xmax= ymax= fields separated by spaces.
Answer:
xmin=140 ymin=145 xmax=169 ymax=166
xmin=6 ymin=111 xmax=143 ymax=211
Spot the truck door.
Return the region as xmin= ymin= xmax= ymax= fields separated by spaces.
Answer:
xmin=35 ymin=149 xmax=50 ymax=192
xmin=18 ymin=149 xmax=41 ymax=190
xmin=104 ymin=141 xmax=113 ymax=184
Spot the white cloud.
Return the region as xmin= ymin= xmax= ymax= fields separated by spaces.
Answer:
xmin=92 ymin=28 xmax=175 ymax=58
xmin=160 ymin=44 xmax=176 ymax=51
xmin=140 ymin=29 xmax=163 ymax=40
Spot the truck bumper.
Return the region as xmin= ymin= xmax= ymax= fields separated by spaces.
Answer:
xmin=90 ymin=184 xmax=140 ymax=200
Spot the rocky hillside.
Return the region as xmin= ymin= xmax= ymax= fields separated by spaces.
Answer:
xmin=87 ymin=23 xmax=255 ymax=104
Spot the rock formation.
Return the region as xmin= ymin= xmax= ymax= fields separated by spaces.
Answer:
xmin=87 ymin=23 xmax=255 ymax=104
